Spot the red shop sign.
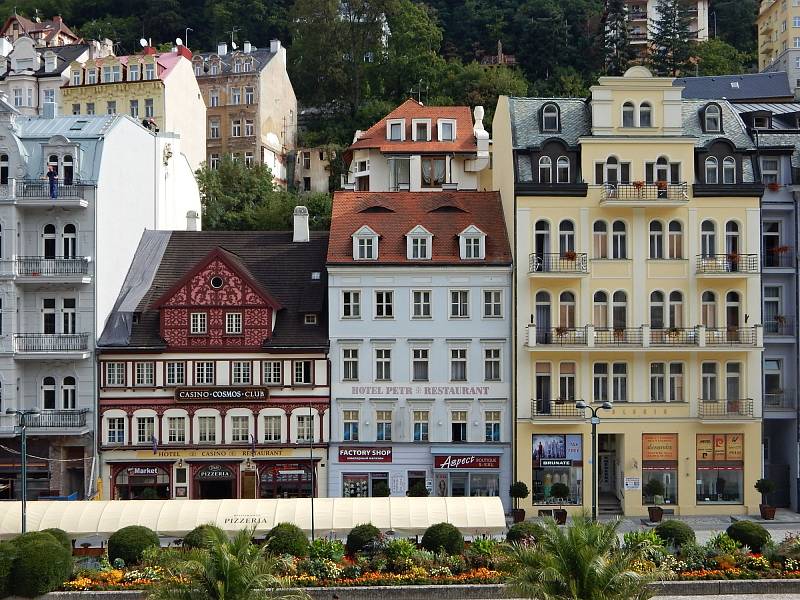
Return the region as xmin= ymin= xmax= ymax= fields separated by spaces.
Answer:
xmin=338 ymin=447 xmax=393 ymax=463
xmin=434 ymin=455 xmax=500 ymax=469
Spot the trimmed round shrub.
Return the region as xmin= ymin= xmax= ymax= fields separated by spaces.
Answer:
xmin=654 ymin=520 xmax=696 ymax=548
xmin=346 ymin=523 xmax=381 ymax=556
xmin=183 ymin=524 xmax=225 ymax=549
xmin=108 ymin=525 xmax=159 ymax=566
xmin=41 ymin=528 xmax=72 ymax=552
xmin=726 ymin=520 xmax=771 ymax=552
xmin=421 ymin=522 xmax=464 ymax=555
xmin=11 ymin=531 xmax=59 ymax=547
xmin=0 ymin=541 xmax=18 ymax=599
xmin=506 ymin=521 xmax=538 ymax=544
xmin=11 ymin=538 xmax=72 ymax=597
xmin=265 ymin=522 xmax=309 ymax=558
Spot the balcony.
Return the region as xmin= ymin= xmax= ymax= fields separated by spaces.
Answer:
xmin=764 ymin=316 xmax=794 ymax=338
xmin=528 ymin=253 xmax=589 ymax=276
xmin=532 ymin=327 xmax=589 ymax=347
xmin=699 ymin=399 xmax=754 ymax=420
xmin=23 ymin=409 xmax=89 ymax=429
xmin=628 ymin=11 xmax=647 ymax=21
xmin=695 ymin=254 xmax=759 ymax=276
xmin=763 ymin=248 xmax=794 ymax=269
xmin=530 ymin=400 xmax=585 ymax=420
xmin=649 ymin=327 xmax=699 ymax=346
xmin=599 ymin=182 xmax=688 ymax=206
xmin=704 ymin=326 xmax=760 ymax=347
xmin=13 ymin=333 xmax=91 ymax=360
xmin=764 ymin=390 xmax=796 ymax=416
xmin=594 ymin=327 xmax=643 ymax=347
xmin=7 ymin=180 xmax=92 ymax=209
xmin=13 ymin=257 xmax=91 ymax=284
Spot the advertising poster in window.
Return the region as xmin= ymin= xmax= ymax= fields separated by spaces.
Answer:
xmin=696 ymin=434 xmax=714 ymax=460
xmin=532 ymin=434 xmax=583 ymax=505
xmin=532 ymin=434 xmax=582 ymax=462
xmin=713 ymin=434 xmax=727 ymax=461
xmin=725 ymin=434 xmax=743 ymax=460
xmin=642 ymin=434 xmax=678 ymax=461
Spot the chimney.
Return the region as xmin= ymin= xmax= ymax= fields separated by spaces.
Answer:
xmin=217 ymin=41 xmax=227 ymax=56
xmin=270 ymin=39 xmax=281 ymax=54
xmin=293 ymin=206 xmax=310 ymax=243
xmin=243 ymin=41 xmax=252 ymax=54
xmin=186 ymin=210 xmax=200 ymax=231
xmin=142 ymin=46 xmax=157 ymax=56
xmin=176 ymin=45 xmax=192 ymax=60
xmin=53 ymin=15 xmax=62 ymax=24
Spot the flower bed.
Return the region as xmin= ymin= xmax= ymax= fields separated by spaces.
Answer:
xmin=287 ymin=567 xmax=504 ymax=587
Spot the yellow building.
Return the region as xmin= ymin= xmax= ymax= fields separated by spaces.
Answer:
xmin=493 ymin=66 xmax=765 ymax=518
xmin=758 ymin=0 xmax=800 ymax=88
xmin=59 ymin=46 xmax=206 ymax=170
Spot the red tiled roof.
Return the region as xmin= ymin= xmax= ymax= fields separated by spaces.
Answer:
xmin=327 ymin=191 xmax=511 ymax=266
xmin=1 ymin=15 xmax=81 ymax=43
xmin=347 ymin=99 xmax=478 ymax=155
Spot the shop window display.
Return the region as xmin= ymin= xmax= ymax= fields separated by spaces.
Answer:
xmin=532 ymin=434 xmax=583 ymax=505
xmin=114 ymin=466 xmax=170 ymax=499
xmin=696 ymin=433 xmax=744 ymax=503
xmin=642 ymin=434 xmax=678 ymax=505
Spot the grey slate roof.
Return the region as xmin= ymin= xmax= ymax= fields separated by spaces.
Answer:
xmin=0 ymin=44 xmax=88 ymax=80
xmin=508 ymin=97 xmax=590 ymax=150
xmin=99 ymin=230 xmax=330 ymax=351
xmin=674 ymin=72 xmax=793 ymax=102
xmin=193 ymin=48 xmax=275 ymax=76
xmin=681 ymin=99 xmax=755 ymax=150
xmin=16 ymin=114 xmax=118 ymax=139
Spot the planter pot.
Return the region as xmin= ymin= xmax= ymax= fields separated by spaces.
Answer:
xmin=511 ymin=508 xmax=526 ymax=523
xmin=648 ymin=506 xmax=664 ymax=523
xmin=553 ymin=509 xmax=567 ymax=525
xmin=760 ymin=504 xmax=776 ymax=520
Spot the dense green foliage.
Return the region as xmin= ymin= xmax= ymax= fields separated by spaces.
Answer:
xmin=0 ymin=541 xmax=17 ymax=599
xmin=108 ymin=525 xmax=160 ymax=566
xmin=265 ymin=523 xmax=310 ymax=558
xmin=345 ymin=523 xmax=381 ymax=555
xmin=726 ymin=521 xmax=771 ymax=553
xmin=10 ymin=537 xmax=72 ymax=598
xmin=506 ymin=521 xmax=538 ymax=544
xmin=654 ymin=520 xmax=696 ymax=548
xmin=183 ymin=524 xmax=226 ymax=549
xmin=41 ymin=528 xmax=72 ymax=552
xmin=407 ymin=481 xmax=429 ymax=497
xmin=421 ymin=523 xmax=464 ymax=555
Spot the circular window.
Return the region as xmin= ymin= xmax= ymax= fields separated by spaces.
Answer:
xmin=210 ymin=276 xmax=224 ymax=289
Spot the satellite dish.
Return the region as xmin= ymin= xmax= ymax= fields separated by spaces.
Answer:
xmin=231 ymin=41 xmax=237 ymax=50
xmin=139 ymin=38 xmax=148 ymax=48
xmin=175 ymin=37 xmax=183 ymax=46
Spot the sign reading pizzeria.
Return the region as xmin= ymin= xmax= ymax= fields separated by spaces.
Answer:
xmin=338 ymin=447 xmax=393 ymax=463
xmin=196 ymin=464 xmax=235 ymax=480
xmin=434 ymin=455 xmax=500 ymax=469
xmin=176 ymin=387 xmax=268 ymax=401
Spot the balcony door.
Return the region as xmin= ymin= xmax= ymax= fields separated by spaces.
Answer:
xmin=42 ymin=298 xmax=56 ymax=334
xmin=534 ymin=220 xmax=550 ymax=256
xmin=43 ymin=224 xmax=56 ymax=259
xmin=535 ymin=291 xmax=551 ymax=344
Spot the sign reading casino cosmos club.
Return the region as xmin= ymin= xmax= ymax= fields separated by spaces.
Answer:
xmin=175 ymin=387 xmax=269 ymax=401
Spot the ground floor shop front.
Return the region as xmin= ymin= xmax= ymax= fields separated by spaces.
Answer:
xmin=327 ymin=443 xmax=511 ymax=511
xmin=100 ymin=445 xmax=328 ymax=501
xmin=515 ymin=419 xmax=761 ymax=517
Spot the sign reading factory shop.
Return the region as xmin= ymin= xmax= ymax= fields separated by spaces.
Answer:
xmin=196 ymin=464 xmax=235 ymax=480
xmin=175 ymin=387 xmax=268 ymax=401
xmin=434 ymin=455 xmax=500 ymax=469
xmin=338 ymin=447 xmax=393 ymax=463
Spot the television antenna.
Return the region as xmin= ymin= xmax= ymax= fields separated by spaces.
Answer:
xmin=139 ymin=38 xmax=148 ymax=48
xmin=227 ymin=27 xmax=240 ymax=50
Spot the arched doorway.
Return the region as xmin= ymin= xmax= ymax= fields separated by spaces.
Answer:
xmin=194 ymin=463 xmax=237 ymax=499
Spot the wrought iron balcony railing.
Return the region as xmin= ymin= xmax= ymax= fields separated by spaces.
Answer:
xmin=529 ymin=253 xmax=589 ymax=274
xmin=14 ymin=333 xmax=90 ymax=352
xmin=704 ymin=327 xmax=758 ymax=346
xmin=699 ymin=399 xmax=754 ymax=419
xmin=696 ymin=254 xmax=759 ymax=274
xmin=649 ymin=327 xmax=699 ymax=346
xmin=594 ymin=327 xmax=643 ymax=346
xmin=764 ymin=390 xmax=796 ymax=411
xmin=600 ymin=182 xmax=688 ymax=202
xmin=21 ymin=409 xmax=89 ymax=428
xmin=531 ymin=400 xmax=584 ymax=418
xmin=16 ymin=257 xmax=89 ymax=276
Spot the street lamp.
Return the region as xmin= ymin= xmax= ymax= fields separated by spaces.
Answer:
xmin=6 ymin=407 xmax=41 ymax=533
xmin=575 ymin=400 xmax=612 ymax=521
xmin=309 ymin=403 xmax=315 ymax=541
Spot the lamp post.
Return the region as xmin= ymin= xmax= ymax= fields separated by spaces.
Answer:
xmin=575 ymin=401 xmax=612 ymax=521
xmin=6 ymin=408 xmax=40 ymax=533
xmin=309 ymin=403 xmax=315 ymax=541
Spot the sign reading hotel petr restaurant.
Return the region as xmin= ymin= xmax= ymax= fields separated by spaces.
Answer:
xmin=338 ymin=447 xmax=393 ymax=463
xmin=175 ymin=387 xmax=269 ymax=401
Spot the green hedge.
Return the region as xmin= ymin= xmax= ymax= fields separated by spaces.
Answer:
xmin=0 ymin=541 xmax=17 ymax=599
xmin=41 ymin=528 xmax=72 ymax=552
xmin=654 ymin=520 xmax=696 ymax=548
xmin=346 ymin=523 xmax=381 ymax=555
xmin=10 ymin=538 xmax=72 ymax=597
xmin=421 ymin=523 xmax=464 ymax=555
xmin=506 ymin=521 xmax=538 ymax=544
xmin=108 ymin=525 xmax=159 ymax=566
xmin=265 ymin=522 xmax=309 ymax=558
xmin=183 ymin=524 xmax=225 ymax=549
xmin=726 ymin=520 xmax=771 ymax=553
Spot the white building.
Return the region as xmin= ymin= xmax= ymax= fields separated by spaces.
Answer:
xmin=625 ymin=0 xmax=710 ymax=61
xmin=0 ymin=105 xmax=201 ymax=500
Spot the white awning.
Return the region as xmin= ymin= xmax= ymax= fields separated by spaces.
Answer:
xmin=0 ymin=497 xmax=506 ymax=540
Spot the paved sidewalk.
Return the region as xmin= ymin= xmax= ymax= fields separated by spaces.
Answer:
xmin=655 ymin=596 xmax=800 ymax=600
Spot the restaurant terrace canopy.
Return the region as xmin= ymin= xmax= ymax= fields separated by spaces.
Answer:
xmin=0 ymin=497 xmax=506 ymax=540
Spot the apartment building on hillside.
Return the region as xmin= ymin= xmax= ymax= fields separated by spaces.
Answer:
xmin=624 ymin=0 xmax=710 ymax=61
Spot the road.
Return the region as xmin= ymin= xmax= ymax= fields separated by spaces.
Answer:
xmin=655 ymin=597 xmax=800 ymax=600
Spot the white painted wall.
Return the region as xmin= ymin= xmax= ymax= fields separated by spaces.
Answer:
xmin=163 ymin=57 xmax=206 ymax=172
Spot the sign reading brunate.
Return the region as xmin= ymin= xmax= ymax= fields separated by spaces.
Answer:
xmin=338 ymin=447 xmax=393 ymax=462
xmin=175 ymin=387 xmax=269 ymax=401
xmin=434 ymin=455 xmax=500 ymax=469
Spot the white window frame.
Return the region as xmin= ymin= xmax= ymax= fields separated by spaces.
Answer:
xmin=412 ymin=118 xmax=431 ymax=141
xmin=342 ymin=290 xmax=361 ymax=318
xmin=483 ymin=289 xmax=502 ymax=318
xmin=263 ymin=361 xmax=282 ymax=385
xmin=226 ymin=312 xmax=243 ymax=335
xmin=166 ymin=361 xmax=186 ymax=386
xmin=411 ymin=289 xmax=432 ymax=319
xmin=135 ymin=362 xmax=154 ymax=386
xmin=232 ymin=361 xmax=252 ymax=384
xmin=106 ymin=362 xmax=125 ymax=386
xmin=437 ymin=118 xmax=457 ymax=141
xmin=374 ymin=290 xmax=394 ymax=319
xmin=449 ymin=289 xmax=469 ymax=318
xmin=342 ymin=347 xmax=359 ymax=381
xmin=195 ymin=361 xmax=216 ymax=385
xmin=190 ymin=312 xmax=207 ymax=334
xmin=387 ymin=119 xmax=405 ymax=141
xmin=459 ymin=226 xmax=486 ymax=260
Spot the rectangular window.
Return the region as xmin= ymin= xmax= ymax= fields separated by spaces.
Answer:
xmin=103 ymin=65 xmax=112 ymax=82
xmin=106 ymin=362 xmax=125 ymax=386
xmin=612 ymin=363 xmax=627 ymax=402
xmin=376 ymin=410 xmax=392 ymax=441
xmin=232 ymin=361 xmax=252 ymax=384
xmin=135 ymin=362 xmax=154 ymax=386
xmin=128 ymin=64 xmax=139 ymax=81
xmin=440 ymin=120 xmax=455 ymax=141
xmin=263 ymin=361 xmax=282 ymax=385
xmin=231 ymin=87 xmax=241 ymax=104
xmin=71 ymin=70 xmax=81 ymax=86
xmin=451 ymin=410 xmax=467 ymax=442
xmin=669 ymin=363 xmax=684 ymax=402
xmin=450 ymin=348 xmax=467 ymax=381
xmin=231 ymin=119 xmax=241 ymax=136
xmin=87 ymin=70 xmax=97 ymax=84
xmin=343 ymin=410 xmax=359 ymax=441
xmin=421 ymin=156 xmax=446 ymax=187
xmin=701 ymin=362 xmax=718 ymax=401
xmin=650 ymin=363 xmax=666 ymax=402
xmin=484 ymin=348 xmax=501 ymax=381
xmin=107 ymin=417 xmax=125 ymax=443
xmin=107 ymin=100 xmax=116 ymax=115
xmin=411 ymin=237 xmax=429 ymax=259
xmin=342 ymin=290 xmax=361 ymax=318
xmin=375 ymin=290 xmax=394 ymax=318
xmin=195 ymin=361 xmax=216 ymax=385
xmin=264 ymin=415 xmax=281 ymax=442
xmin=137 ymin=417 xmax=155 ymax=444
xmin=144 ymin=63 xmax=155 ymax=80
xmin=190 ymin=312 xmax=207 ymax=334
xmin=226 ymin=312 xmax=242 ymax=335
xmin=245 ymin=119 xmax=254 ymax=136
xmin=485 ymin=410 xmax=501 ymax=442
xmin=294 ymin=360 xmax=313 ymax=384
xmin=357 ymin=237 xmax=375 ymax=259
xmin=593 ymin=363 xmax=609 ymax=402
xmin=210 ymin=118 xmax=220 ymax=139
xmin=464 ymin=237 xmax=482 ymax=259
xmin=343 ymin=348 xmax=359 ymax=381
xmin=389 ymin=121 xmax=402 ymax=140
xmin=450 ymin=290 xmax=469 ymax=318
xmin=145 ymin=98 xmax=154 ymax=118
xmin=198 ymin=416 xmax=216 ymax=442
xmin=168 ymin=417 xmax=186 ymax=443
xmin=210 ymin=90 xmax=219 ymax=107
xmin=297 ymin=415 xmax=313 ymax=442
xmin=412 ymin=290 xmax=431 ymax=318
xmin=166 ymin=362 xmax=185 ymax=386
xmin=415 ymin=121 xmax=429 ymax=141
xmin=245 ymin=86 xmax=254 ymax=104
xmin=71 ymin=103 xmax=80 ymax=115
xmin=413 ymin=410 xmax=429 ymax=441
xmin=559 ymin=362 xmax=576 ymax=401
xmin=375 ymin=349 xmax=391 ymax=381
xmin=231 ymin=415 xmax=250 ymax=442
xmin=761 ymin=157 xmax=780 ymax=184
xmin=412 ymin=348 xmax=429 ymax=381
xmin=696 ymin=433 xmax=743 ymax=504
xmin=483 ymin=290 xmax=502 ymax=318
xmin=86 ymin=102 xmax=95 ymax=115
xmin=129 ymin=99 xmax=139 ymax=118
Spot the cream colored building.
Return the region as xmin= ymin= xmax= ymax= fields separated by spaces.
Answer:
xmin=625 ymin=0 xmax=710 ymax=61
xmin=758 ymin=0 xmax=800 ymax=94
xmin=295 ymin=147 xmax=332 ymax=193
xmin=493 ymin=66 xmax=765 ymax=518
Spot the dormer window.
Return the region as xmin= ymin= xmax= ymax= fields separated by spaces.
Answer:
xmin=722 ymin=157 xmax=736 ymax=184
xmin=413 ymin=119 xmax=431 ymax=141
xmin=704 ymin=104 xmax=721 ymax=132
xmin=406 ymin=225 xmax=432 ymax=260
xmin=387 ymin=119 xmax=404 ymax=141
xmin=144 ymin=63 xmax=155 ymax=80
xmin=459 ymin=225 xmax=486 ymax=260
xmin=71 ymin=70 xmax=81 ymax=86
xmin=542 ymin=103 xmax=559 ymax=131
xmin=753 ymin=115 xmax=770 ymax=128
xmin=129 ymin=63 xmax=139 ymax=81
xmin=438 ymin=119 xmax=456 ymax=141
xmin=353 ymin=225 xmax=379 ymax=260
xmin=304 ymin=313 xmax=318 ymax=325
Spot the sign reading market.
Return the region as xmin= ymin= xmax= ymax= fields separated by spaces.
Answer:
xmin=175 ymin=387 xmax=269 ymax=402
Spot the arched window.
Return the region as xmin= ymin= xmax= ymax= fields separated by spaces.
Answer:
xmin=725 ymin=221 xmax=740 ymax=255
xmin=701 ymin=291 xmax=717 ymax=327
xmin=542 ymin=103 xmax=559 ymax=131
xmin=612 ymin=220 xmax=627 ymax=259
xmin=622 ymin=102 xmax=635 ymax=128
xmin=605 ymin=156 xmax=619 ymax=184
xmin=726 ymin=291 xmax=740 ymax=329
xmin=650 ymin=291 xmax=665 ymax=329
xmin=43 ymin=224 xmax=56 ymax=259
xmin=668 ymin=220 xmax=683 ymax=259
xmin=704 ymin=104 xmax=721 ymax=132
xmin=0 ymin=154 xmax=8 ymax=185
xmin=559 ymin=220 xmax=575 ymax=254
xmin=639 ymin=102 xmax=652 ymax=127
xmin=701 ymin=220 xmax=716 ymax=257
xmin=534 ymin=220 xmax=550 ymax=257
xmin=556 ymin=156 xmax=570 ymax=183
xmin=655 ymin=156 xmax=669 ymax=183
xmin=612 ymin=291 xmax=627 ymax=328
xmin=669 ymin=291 xmax=684 ymax=327
xmin=538 ymin=156 xmax=552 ymax=184
xmin=559 ymin=291 xmax=576 ymax=327
xmin=63 ymin=224 xmax=76 ymax=258
xmin=704 ymin=156 xmax=718 ymax=184
xmin=649 ymin=221 xmax=664 ymax=259
xmin=593 ymin=291 xmax=609 ymax=328
xmin=47 ymin=154 xmax=58 ymax=174
xmin=42 ymin=376 xmax=56 ymax=409
xmin=535 ymin=291 xmax=552 ymax=343
xmin=593 ymin=221 xmax=608 ymax=259
xmin=62 ymin=154 xmax=73 ymax=185
xmin=62 ymin=376 xmax=76 ymax=409
xmin=722 ymin=156 xmax=736 ymax=184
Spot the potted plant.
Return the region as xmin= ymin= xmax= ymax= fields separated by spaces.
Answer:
xmin=550 ymin=482 xmax=570 ymax=524
xmin=632 ymin=180 xmax=645 ymax=196
xmin=656 ymin=179 xmax=668 ymax=198
xmin=644 ymin=478 xmax=666 ymax=523
xmin=510 ymin=481 xmax=529 ymax=523
xmin=562 ymin=250 xmax=577 ymax=261
xmin=727 ymin=252 xmax=740 ymax=270
xmin=768 ymin=182 xmax=781 ymax=192
xmin=755 ymin=478 xmax=777 ymax=520
xmin=555 ymin=325 xmax=569 ymax=337
xmin=613 ymin=327 xmax=626 ymax=342
xmin=773 ymin=245 xmax=791 ymax=255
